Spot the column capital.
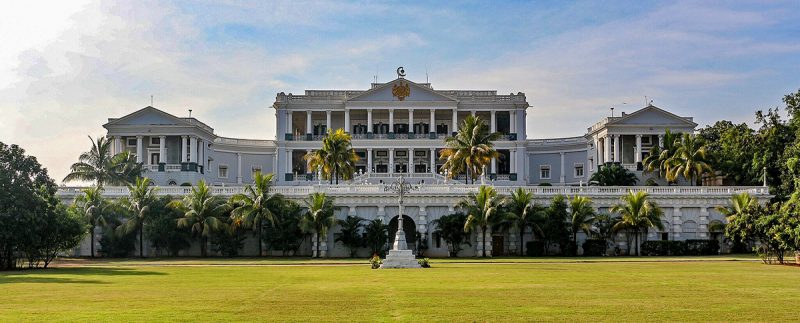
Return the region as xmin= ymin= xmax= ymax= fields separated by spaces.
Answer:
xmin=635 ymin=134 xmax=643 ymax=138
xmin=389 ymin=148 xmax=395 ymax=151
xmin=367 ymin=148 xmax=373 ymax=151
xmin=136 ymin=135 xmax=143 ymax=139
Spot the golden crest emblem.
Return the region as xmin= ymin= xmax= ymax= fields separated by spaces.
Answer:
xmin=392 ymin=82 xmax=410 ymax=101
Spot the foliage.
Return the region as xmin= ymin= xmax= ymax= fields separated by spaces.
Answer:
xmin=432 ymin=213 xmax=471 ymax=257
xmin=591 ymin=213 xmax=618 ymax=250
xmin=642 ymin=129 xmax=682 ymax=181
xmin=538 ymin=195 xmax=571 ymax=256
xmin=304 ymin=129 xmax=359 ymax=184
xmin=210 ymin=226 xmax=246 ymax=257
xmin=568 ymin=196 xmax=596 ymax=252
xmin=70 ymin=186 xmax=111 ymax=257
xmin=417 ymin=258 xmax=431 ymax=268
xmin=170 ymin=180 xmax=231 ymax=257
xmin=460 ymin=185 xmax=506 ymax=257
xmin=118 ymin=177 xmax=157 ymax=257
xmin=524 ymin=241 xmax=544 ymax=257
xmin=414 ymin=231 xmax=428 ymax=257
xmin=581 ymin=239 xmax=607 ymax=256
xmin=439 ymin=115 xmax=501 ymax=184
xmin=665 ymin=133 xmax=713 ymax=185
xmin=144 ymin=196 xmax=191 ymax=256
xmin=589 ymin=163 xmax=638 ymax=186
xmin=363 ymin=218 xmax=389 ymax=257
xmin=300 ymin=192 xmax=337 ymax=257
xmin=263 ymin=198 xmax=305 ymax=256
xmin=639 ymin=240 xmax=719 ymax=256
xmin=611 ymin=191 xmax=665 ymax=256
xmin=369 ymin=254 xmax=382 ymax=269
xmin=503 ymin=188 xmax=543 ymax=256
xmin=724 ymin=200 xmax=799 ymax=264
xmin=336 ymin=215 xmax=365 ymax=257
xmin=63 ymin=136 xmax=142 ymax=186
xmin=229 ymin=172 xmax=280 ymax=256
xmin=99 ymin=221 xmax=137 ymax=258
xmin=698 ymin=121 xmax=760 ymax=185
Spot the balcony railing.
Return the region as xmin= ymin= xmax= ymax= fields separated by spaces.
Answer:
xmin=286 ymin=133 xmax=446 ymax=141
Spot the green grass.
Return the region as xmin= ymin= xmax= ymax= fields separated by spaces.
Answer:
xmin=1 ymin=258 xmax=798 ymax=322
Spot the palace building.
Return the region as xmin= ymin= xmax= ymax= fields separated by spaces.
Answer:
xmin=59 ymin=71 xmax=770 ymax=257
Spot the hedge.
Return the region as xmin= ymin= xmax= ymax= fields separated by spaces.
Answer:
xmin=525 ymin=241 xmax=545 ymax=257
xmin=582 ymin=239 xmax=607 ymax=256
xmin=640 ymin=239 xmax=719 ymax=256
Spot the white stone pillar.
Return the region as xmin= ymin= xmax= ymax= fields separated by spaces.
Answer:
xmin=389 ymin=109 xmax=394 ymax=133
xmin=389 ymin=148 xmax=395 ymax=174
xmin=136 ymin=136 xmax=143 ymax=163
xmin=471 ymin=110 xmax=476 ymax=117
xmin=409 ymin=109 xmax=414 ymax=133
xmin=285 ymin=149 xmax=292 ymax=177
xmin=510 ymin=149 xmax=516 ymax=173
xmin=344 ymin=109 xmax=350 ymax=133
xmin=159 ymin=136 xmax=166 ymax=164
xmin=490 ymin=110 xmax=496 ymax=133
xmin=306 ymin=111 xmax=312 ymax=135
xmin=198 ymin=139 xmax=204 ymax=168
xmin=510 ymin=110 xmax=517 ymax=134
xmin=595 ymin=136 xmax=602 ymax=165
xmin=236 ymin=153 xmax=242 ymax=184
xmin=491 ymin=157 xmax=496 ymax=174
xmin=325 ymin=110 xmax=331 ymax=133
xmin=189 ymin=136 xmax=197 ymax=164
xmin=560 ymin=152 xmax=565 ymax=184
xmin=635 ymin=134 xmax=643 ymax=163
xmin=181 ymin=136 xmax=188 ymax=162
xmin=367 ymin=148 xmax=373 ymax=173
xmin=658 ymin=134 xmax=664 ymax=148
xmin=452 ymin=109 xmax=458 ymax=134
xmin=429 ymin=109 xmax=435 ymax=134
xmin=408 ymin=148 xmax=413 ymax=174
xmin=286 ymin=111 xmax=293 ymax=135
xmin=612 ymin=135 xmax=620 ymax=163
xmin=367 ymin=109 xmax=373 ymax=133
xmin=673 ymin=207 xmax=682 ymax=240
xmin=114 ymin=136 xmax=122 ymax=155
xmin=603 ymin=135 xmax=611 ymax=164
xmin=430 ymin=148 xmax=436 ymax=174
xmin=699 ymin=208 xmax=709 ymax=239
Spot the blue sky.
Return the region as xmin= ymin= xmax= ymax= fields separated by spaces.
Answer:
xmin=1 ymin=0 xmax=799 ymax=182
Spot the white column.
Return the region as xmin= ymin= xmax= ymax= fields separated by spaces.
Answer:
xmin=285 ymin=149 xmax=292 ymax=176
xmin=189 ymin=136 xmax=197 ymax=164
xmin=430 ymin=148 xmax=436 ymax=174
xmin=451 ymin=109 xmax=458 ymax=134
xmin=286 ymin=111 xmax=293 ymax=135
xmin=635 ymin=134 xmax=643 ymax=163
xmin=510 ymin=110 xmax=517 ymax=133
xmin=471 ymin=110 xmax=476 ymax=116
xmin=408 ymin=109 xmax=414 ymax=133
xmin=181 ymin=136 xmax=188 ymax=162
xmin=612 ymin=135 xmax=620 ymax=163
xmin=408 ymin=148 xmax=413 ymax=174
xmin=114 ymin=136 xmax=122 ymax=155
xmin=367 ymin=109 xmax=373 ymax=133
xmin=136 ymin=136 xmax=143 ymax=163
xmin=603 ymin=135 xmax=611 ymax=164
xmin=198 ymin=139 xmax=204 ymax=168
xmin=306 ymin=111 xmax=312 ymax=134
xmin=699 ymin=208 xmax=709 ymax=239
xmin=367 ymin=148 xmax=373 ymax=173
xmin=491 ymin=157 xmax=496 ymax=174
xmin=559 ymin=152 xmax=565 ymax=184
xmin=236 ymin=153 xmax=242 ymax=184
xmin=344 ymin=109 xmax=350 ymax=133
xmin=490 ymin=110 xmax=496 ymax=133
xmin=325 ymin=110 xmax=331 ymax=133
xmin=429 ymin=109 xmax=435 ymax=134
xmin=673 ymin=207 xmax=682 ymax=239
xmin=510 ymin=149 xmax=516 ymax=173
xmin=389 ymin=109 xmax=395 ymax=133
xmin=388 ymin=149 xmax=395 ymax=174
xmin=658 ymin=134 xmax=664 ymax=148
xmin=594 ymin=136 xmax=602 ymax=165
xmin=159 ymin=136 xmax=166 ymax=164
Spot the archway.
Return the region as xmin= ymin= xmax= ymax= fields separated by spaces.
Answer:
xmin=388 ymin=215 xmax=416 ymax=251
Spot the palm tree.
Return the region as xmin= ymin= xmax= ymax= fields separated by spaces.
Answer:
xmin=440 ymin=115 xmax=501 ymax=184
xmin=335 ymin=216 xmax=365 ymax=257
xmin=170 ymin=180 xmax=230 ymax=257
xmin=568 ymin=195 xmax=597 ymax=246
xmin=589 ymin=163 xmax=638 ymax=186
xmin=611 ymin=191 xmax=664 ymax=256
xmin=504 ymin=188 xmax=543 ymax=256
xmin=363 ymin=218 xmax=389 ymax=257
xmin=229 ymin=172 xmax=280 ymax=256
xmin=304 ymin=129 xmax=359 ymax=184
xmin=460 ymin=185 xmax=506 ymax=257
xmin=716 ymin=192 xmax=756 ymax=222
xmin=73 ymin=186 xmax=109 ymax=257
xmin=666 ymin=133 xmax=713 ymax=185
xmin=300 ymin=192 xmax=337 ymax=257
xmin=64 ymin=136 xmax=142 ymax=186
xmin=118 ymin=177 xmax=157 ymax=257
xmin=642 ymin=129 xmax=682 ymax=180
xmin=110 ymin=151 xmax=144 ymax=185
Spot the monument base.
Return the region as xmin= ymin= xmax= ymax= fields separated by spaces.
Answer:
xmin=380 ymin=249 xmax=421 ymax=269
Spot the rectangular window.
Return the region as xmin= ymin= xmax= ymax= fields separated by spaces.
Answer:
xmin=150 ymin=137 xmax=161 ymax=145
xmin=540 ymin=165 xmax=551 ymax=179
xmin=574 ymin=164 xmax=584 ymax=178
xmin=218 ymin=165 xmax=228 ymax=178
xmin=641 ymin=136 xmax=652 ymax=145
xmin=126 ymin=138 xmax=137 ymax=146
xmin=661 ymin=232 xmax=669 ymax=241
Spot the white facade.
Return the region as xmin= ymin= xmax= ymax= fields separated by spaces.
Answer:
xmin=62 ymin=75 xmax=770 ymax=257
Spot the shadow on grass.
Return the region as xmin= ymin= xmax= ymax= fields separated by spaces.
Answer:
xmin=0 ymin=267 xmax=167 ymax=285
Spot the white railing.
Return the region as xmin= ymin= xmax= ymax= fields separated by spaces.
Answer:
xmin=215 ymin=137 xmax=273 ymax=147
xmin=145 ymin=165 xmax=159 ymax=172
xmin=165 ymin=164 xmax=182 ymax=172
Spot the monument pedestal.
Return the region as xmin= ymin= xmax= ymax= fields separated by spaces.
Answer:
xmin=380 ymin=249 xmax=421 ymax=269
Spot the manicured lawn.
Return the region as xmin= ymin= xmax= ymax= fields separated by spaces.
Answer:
xmin=1 ymin=258 xmax=798 ymax=321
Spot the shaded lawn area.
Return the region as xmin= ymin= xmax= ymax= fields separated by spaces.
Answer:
xmin=1 ymin=261 xmax=798 ymax=322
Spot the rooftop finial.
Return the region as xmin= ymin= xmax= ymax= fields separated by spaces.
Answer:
xmin=396 ymin=66 xmax=406 ymax=78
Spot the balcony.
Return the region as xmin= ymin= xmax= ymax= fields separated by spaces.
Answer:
xmin=286 ymin=132 xmax=446 ymax=141
xmin=142 ymin=163 xmax=202 ymax=173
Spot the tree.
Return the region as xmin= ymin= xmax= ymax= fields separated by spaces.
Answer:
xmin=611 ymin=191 xmax=665 ymax=256
xmin=589 ymin=163 xmax=638 ymax=186
xmin=539 ymin=195 xmax=571 ymax=255
xmin=304 ymin=129 xmax=359 ymax=184
xmin=431 ymin=213 xmax=471 ymax=257
xmin=642 ymin=129 xmax=682 ymax=181
xmin=460 ymin=185 xmax=505 ymax=257
xmin=118 ymin=177 xmax=157 ymax=258
xmin=666 ymin=133 xmax=713 ymax=185
xmin=504 ymin=188 xmax=543 ymax=256
xmin=71 ymin=186 xmax=110 ymax=257
xmin=725 ymin=202 xmax=795 ymax=264
xmin=440 ymin=115 xmax=501 ymax=184
xmin=63 ymin=136 xmax=142 ymax=186
xmin=300 ymin=192 xmax=337 ymax=258
xmin=229 ymin=172 xmax=280 ymax=256
xmin=362 ymin=218 xmax=389 ymax=257
xmin=144 ymin=196 xmax=191 ymax=256
xmin=263 ymin=198 xmax=305 ymax=256
xmin=699 ymin=121 xmax=760 ymax=185
xmin=716 ymin=192 xmax=757 ymax=222
xmin=170 ymin=180 xmax=230 ymax=257
xmin=568 ymin=196 xmax=596 ymax=249
xmin=336 ymin=216 xmax=365 ymax=257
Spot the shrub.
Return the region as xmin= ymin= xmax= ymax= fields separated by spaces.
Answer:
xmin=369 ymin=255 xmax=382 ymax=269
xmin=640 ymin=241 xmax=691 ymax=256
xmin=417 ymin=258 xmax=431 ymax=268
xmin=685 ymin=239 xmax=720 ymax=255
xmin=99 ymin=225 xmax=137 ymax=257
xmin=582 ymin=239 xmax=607 ymax=256
xmin=525 ymin=241 xmax=545 ymax=257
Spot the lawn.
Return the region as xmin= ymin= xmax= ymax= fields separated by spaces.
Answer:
xmin=1 ymin=258 xmax=798 ymax=322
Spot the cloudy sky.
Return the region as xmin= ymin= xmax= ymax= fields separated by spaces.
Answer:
xmin=1 ymin=0 xmax=799 ymax=183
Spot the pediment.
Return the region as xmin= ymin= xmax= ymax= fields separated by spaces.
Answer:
xmin=612 ymin=105 xmax=697 ymax=126
xmin=105 ymin=106 xmax=189 ymax=127
xmin=347 ymin=78 xmax=457 ymax=102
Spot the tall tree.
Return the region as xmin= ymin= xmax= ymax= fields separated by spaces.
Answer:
xmin=362 ymin=218 xmax=389 ymax=257
xmin=699 ymin=121 xmax=760 ymax=185
xmin=716 ymin=192 xmax=757 ymax=222
xmin=568 ymin=196 xmax=597 ymax=247
xmin=431 ymin=213 xmax=471 ymax=257
xmin=72 ymin=186 xmax=110 ymax=257
xmin=63 ymin=136 xmax=142 ymax=186
xmin=118 ymin=177 xmax=157 ymax=257
xmin=504 ymin=188 xmax=543 ymax=256
xmin=300 ymin=192 xmax=337 ymax=258
xmin=170 ymin=180 xmax=230 ymax=257
xmin=540 ymin=195 xmax=571 ymax=255
xmin=304 ymin=129 xmax=359 ymax=184
xmin=460 ymin=185 xmax=505 ymax=257
xmin=335 ymin=215 xmax=365 ymax=257
xmin=642 ymin=129 xmax=682 ymax=181
xmin=229 ymin=172 xmax=280 ymax=256
xmin=440 ymin=115 xmax=501 ymax=184
xmin=589 ymin=163 xmax=638 ymax=186
xmin=666 ymin=133 xmax=713 ymax=185
xmin=263 ymin=198 xmax=305 ymax=256
xmin=611 ymin=191 xmax=665 ymax=256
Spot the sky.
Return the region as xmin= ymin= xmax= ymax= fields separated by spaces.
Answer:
xmin=1 ymin=0 xmax=799 ymax=184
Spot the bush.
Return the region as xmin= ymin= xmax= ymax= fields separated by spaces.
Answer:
xmin=640 ymin=241 xmax=689 ymax=256
xmin=525 ymin=241 xmax=544 ymax=257
xmin=370 ymin=255 xmax=382 ymax=269
xmin=582 ymin=239 xmax=607 ymax=256
xmin=417 ymin=258 xmax=430 ymax=268
xmin=99 ymin=225 xmax=137 ymax=257
xmin=685 ymin=239 xmax=720 ymax=255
